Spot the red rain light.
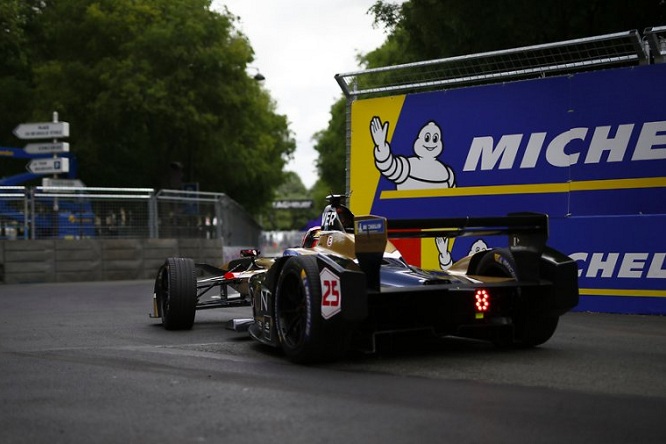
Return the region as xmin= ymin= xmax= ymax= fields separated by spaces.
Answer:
xmin=475 ymin=289 xmax=490 ymax=312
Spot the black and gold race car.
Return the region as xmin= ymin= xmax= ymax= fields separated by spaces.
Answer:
xmin=151 ymin=195 xmax=578 ymax=363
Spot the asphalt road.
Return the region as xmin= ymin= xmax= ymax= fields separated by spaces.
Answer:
xmin=1 ymin=280 xmax=665 ymax=444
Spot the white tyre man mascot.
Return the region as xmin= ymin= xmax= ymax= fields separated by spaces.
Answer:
xmin=370 ymin=116 xmax=456 ymax=190
xmin=436 ymin=237 xmax=489 ymax=270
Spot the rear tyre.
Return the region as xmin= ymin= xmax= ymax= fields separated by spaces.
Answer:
xmin=473 ymin=249 xmax=558 ymax=348
xmin=274 ymin=255 xmax=349 ymax=364
xmin=474 ymin=248 xmax=519 ymax=280
xmin=155 ymin=257 xmax=197 ymax=330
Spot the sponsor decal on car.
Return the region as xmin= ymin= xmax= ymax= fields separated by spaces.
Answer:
xmin=494 ymin=252 xmax=516 ymax=278
xmin=320 ymin=267 xmax=341 ymax=319
xmin=357 ymin=218 xmax=385 ymax=234
xmin=260 ymin=288 xmax=269 ymax=313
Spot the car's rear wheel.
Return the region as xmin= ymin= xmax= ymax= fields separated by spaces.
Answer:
xmin=155 ymin=257 xmax=197 ymax=330
xmin=473 ymin=248 xmax=558 ymax=347
xmin=274 ymin=255 xmax=349 ymax=364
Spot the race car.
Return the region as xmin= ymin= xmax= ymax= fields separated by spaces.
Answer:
xmin=151 ymin=195 xmax=578 ymax=363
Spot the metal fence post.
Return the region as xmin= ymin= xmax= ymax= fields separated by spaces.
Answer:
xmin=215 ymin=195 xmax=224 ymax=240
xmin=29 ymin=187 xmax=36 ymax=240
xmin=22 ymin=187 xmax=29 ymax=239
xmin=149 ymin=192 xmax=158 ymax=239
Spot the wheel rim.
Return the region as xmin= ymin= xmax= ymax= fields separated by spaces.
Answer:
xmin=277 ymin=273 xmax=307 ymax=349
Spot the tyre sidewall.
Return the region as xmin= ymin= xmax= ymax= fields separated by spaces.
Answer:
xmin=474 ymin=248 xmax=518 ymax=279
xmin=160 ymin=257 xmax=197 ymax=330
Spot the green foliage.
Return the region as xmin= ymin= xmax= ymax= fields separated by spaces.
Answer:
xmin=260 ymin=171 xmax=319 ymax=230
xmin=312 ymin=97 xmax=347 ymax=194
xmin=0 ymin=0 xmax=294 ymax=214
xmin=0 ymin=0 xmax=37 ymax=143
xmin=309 ymin=178 xmax=336 ymax=216
xmin=371 ymin=0 xmax=665 ymax=61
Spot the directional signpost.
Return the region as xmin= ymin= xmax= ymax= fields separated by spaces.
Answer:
xmin=26 ymin=158 xmax=70 ymax=175
xmin=2 ymin=113 xmax=75 ymax=238
xmin=11 ymin=115 xmax=71 ymax=179
xmin=24 ymin=142 xmax=70 ymax=155
xmin=42 ymin=178 xmax=84 ymax=188
xmin=13 ymin=121 xmax=69 ymax=140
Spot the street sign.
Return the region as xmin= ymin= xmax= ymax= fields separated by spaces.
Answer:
xmin=24 ymin=142 xmax=70 ymax=155
xmin=272 ymin=200 xmax=314 ymax=209
xmin=26 ymin=157 xmax=70 ymax=175
xmin=42 ymin=178 xmax=84 ymax=188
xmin=13 ymin=122 xmax=69 ymax=140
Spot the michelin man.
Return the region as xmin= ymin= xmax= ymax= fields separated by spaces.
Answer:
xmin=370 ymin=116 xmax=456 ymax=190
xmin=436 ymin=237 xmax=488 ymax=270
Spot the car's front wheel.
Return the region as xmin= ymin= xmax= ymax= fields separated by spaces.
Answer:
xmin=274 ymin=255 xmax=349 ymax=364
xmin=155 ymin=257 xmax=197 ymax=330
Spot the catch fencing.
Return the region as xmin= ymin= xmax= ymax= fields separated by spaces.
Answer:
xmin=0 ymin=186 xmax=261 ymax=246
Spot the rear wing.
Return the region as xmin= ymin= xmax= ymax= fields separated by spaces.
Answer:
xmin=354 ymin=213 xmax=550 ymax=288
xmin=386 ymin=212 xmax=548 ymax=247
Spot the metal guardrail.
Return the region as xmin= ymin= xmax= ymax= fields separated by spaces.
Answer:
xmin=155 ymin=189 xmax=224 ymax=240
xmin=0 ymin=186 xmax=29 ymax=239
xmin=644 ymin=25 xmax=666 ymax=62
xmin=30 ymin=186 xmax=154 ymax=239
xmin=335 ymin=29 xmax=653 ymax=98
xmin=0 ymin=186 xmax=260 ymax=244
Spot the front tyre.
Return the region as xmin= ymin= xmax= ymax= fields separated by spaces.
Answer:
xmin=473 ymin=248 xmax=558 ymax=348
xmin=155 ymin=257 xmax=197 ymax=330
xmin=274 ymin=255 xmax=349 ymax=364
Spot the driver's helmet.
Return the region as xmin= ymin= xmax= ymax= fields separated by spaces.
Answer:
xmin=301 ymin=226 xmax=321 ymax=248
xmin=321 ymin=204 xmax=355 ymax=233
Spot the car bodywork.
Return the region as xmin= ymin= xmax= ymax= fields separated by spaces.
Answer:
xmin=151 ymin=195 xmax=578 ymax=363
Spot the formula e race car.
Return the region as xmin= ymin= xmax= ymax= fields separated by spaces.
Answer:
xmin=151 ymin=195 xmax=578 ymax=363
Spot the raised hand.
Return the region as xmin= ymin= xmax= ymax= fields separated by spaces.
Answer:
xmin=370 ymin=116 xmax=391 ymax=161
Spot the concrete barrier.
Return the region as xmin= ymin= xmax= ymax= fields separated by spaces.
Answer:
xmin=0 ymin=238 xmax=224 ymax=284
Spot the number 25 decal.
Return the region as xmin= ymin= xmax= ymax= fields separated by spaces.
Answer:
xmin=322 ymin=279 xmax=340 ymax=307
xmin=320 ymin=268 xmax=342 ymax=319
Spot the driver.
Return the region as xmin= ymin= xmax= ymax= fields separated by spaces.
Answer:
xmin=321 ymin=204 xmax=354 ymax=233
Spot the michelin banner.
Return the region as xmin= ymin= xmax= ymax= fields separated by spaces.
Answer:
xmin=349 ymin=63 xmax=666 ymax=314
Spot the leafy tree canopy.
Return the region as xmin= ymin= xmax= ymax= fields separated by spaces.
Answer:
xmin=259 ymin=171 xmax=323 ymax=231
xmin=0 ymin=0 xmax=295 ymax=214
xmin=312 ymin=97 xmax=347 ymax=195
xmin=368 ymin=0 xmax=665 ymax=63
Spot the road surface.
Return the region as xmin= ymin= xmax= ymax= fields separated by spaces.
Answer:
xmin=1 ymin=280 xmax=664 ymax=443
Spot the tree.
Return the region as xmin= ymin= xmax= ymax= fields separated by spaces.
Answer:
xmin=369 ymin=0 xmax=666 ymax=61
xmin=259 ymin=171 xmax=318 ymax=230
xmin=0 ymin=0 xmax=39 ymax=151
xmin=0 ymin=0 xmax=295 ymax=214
xmin=312 ymin=97 xmax=347 ymax=194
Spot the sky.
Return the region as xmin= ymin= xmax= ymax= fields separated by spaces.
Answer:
xmin=211 ymin=1 xmax=396 ymax=189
